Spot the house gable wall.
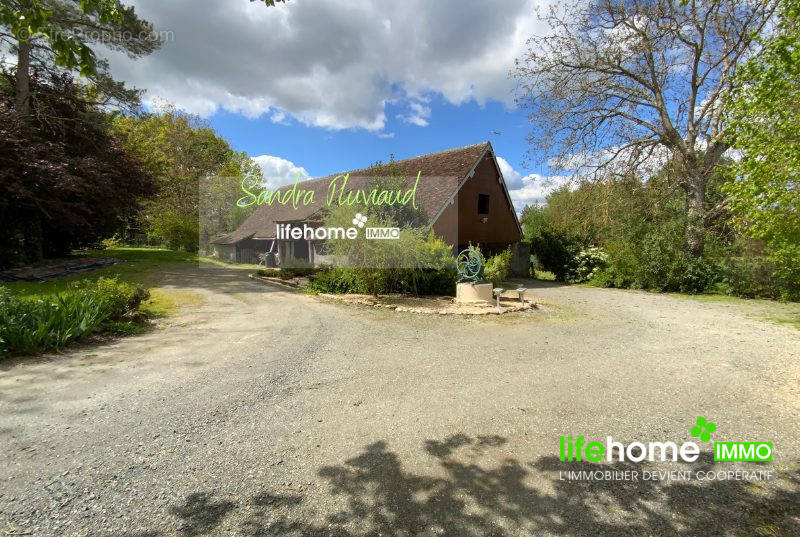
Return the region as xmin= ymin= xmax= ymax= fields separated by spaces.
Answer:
xmin=454 ymin=153 xmax=521 ymax=253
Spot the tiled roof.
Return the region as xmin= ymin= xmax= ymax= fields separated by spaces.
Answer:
xmin=213 ymin=141 xmax=490 ymax=243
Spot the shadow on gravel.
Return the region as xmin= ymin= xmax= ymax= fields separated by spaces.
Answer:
xmin=169 ymin=492 xmax=237 ymax=536
xmin=163 ymin=434 xmax=799 ymax=536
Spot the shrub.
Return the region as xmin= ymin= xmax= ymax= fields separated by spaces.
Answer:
xmin=308 ymin=267 xmax=367 ymax=294
xmin=0 ymin=278 xmax=149 ymax=358
xmin=568 ymin=246 xmax=609 ymax=283
xmin=256 ymin=268 xmax=282 ymax=278
xmin=280 ymin=257 xmax=316 ymax=278
xmin=307 ymin=266 xmax=457 ymax=296
xmin=101 ymin=235 xmax=123 ymax=249
xmin=81 ymin=277 xmax=150 ymax=319
xmin=103 ymin=320 xmax=148 ymax=336
xmin=712 ymin=255 xmax=786 ymax=300
xmin=315 ymin=207 xmax=457 ymax=296
xmin=484 ymin=248 xmax=512 ymax=286
xmin=147 ymin=210 xmax=199 ymax=252
xmin=528 ymin=227 xmax=584 ymax=282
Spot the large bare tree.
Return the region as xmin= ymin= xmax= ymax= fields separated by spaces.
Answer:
xmin=514 ymin=0 xmax=777 ymax=255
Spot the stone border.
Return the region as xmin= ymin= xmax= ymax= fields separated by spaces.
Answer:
xmin=249 ymin=273 xmax=304 ymax=291
xmin=249 ymin=273 xmax=536 ymax=315
xmin=316 ymin=293 xmax=535 ymax=315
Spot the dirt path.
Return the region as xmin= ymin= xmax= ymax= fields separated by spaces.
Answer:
xmin=1 ymin=267 xmax=798 ymax=536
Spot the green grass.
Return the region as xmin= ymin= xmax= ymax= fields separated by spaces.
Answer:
xmin=0 ymin=247 xmax=253 ymax=357
xmin=533 ymin=270 xmax=556 ymax=281
xmin=3 ymin=247 xmax=256 ymax=294
xmin=2 ymin=247 xmax=250 ymax=319
xmin=670 ymin=292 xmax=800 ymax=330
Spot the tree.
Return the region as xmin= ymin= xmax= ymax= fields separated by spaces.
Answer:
xmin=723 ymin=0 xmax=800 ymax=296
xmin=514 ymin=0 xmax=777 ymax=256
xmin=113 ymin=111 xmax=260 ymax=252
xmin=0 ymin=0 xmax=160 ymax=116
xmin=0 ymin=73 xmax=155 ymax=264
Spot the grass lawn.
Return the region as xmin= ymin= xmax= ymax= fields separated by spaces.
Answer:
xmin=1 ymin=247 xmax=259 ymax=317
xmin=674 ymin=292 xmax=800 ymax=330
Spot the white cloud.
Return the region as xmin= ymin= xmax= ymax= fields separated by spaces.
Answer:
xmin=398 ymin=101 xmax=431 ymax=127
xmin=107 ymin=0 xmax=548 ymax=130
xmin=496 ymin=156 xmax=524 ymax=189
xmin=251 ymin=155 xmax=310 ymax=190
xmin=508 ymin=173 xmax=571 ymax=213
xmin=498 ymin=155 xmax=571 ymax=213
xmin=270 ymin=110 xmax=287 ymax=124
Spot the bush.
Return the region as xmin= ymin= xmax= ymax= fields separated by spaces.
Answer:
xmin=307 ymin=266 xmax=457 ymax=296
xmin=280 ymin=257 xmax=316 ymax=277
xmin=308 ymin=267 xmax=367 ymax=294
xmin=256 ymin=268 xmax=282 ymax=278
xmin=711 ymin=255 xmax=788 ymax=300
xmin=101 ymin=235 xmax=124 ymax=249
xmin=0 ymin=277 xmax=149 ymax=358
xmin=484 ymin=248 xmax=512 ymax=286
xmin=528 ymin=227 xmax=584 ymax=282
xmin=569 ymin=246 xmax=608 ymax=283
xmin=315 ymin=208 xmax=457 ymax=296
xmin=147 ymin=210 xmax=199 ymax=252
xmin=82 ymin=277 xmax=150 ymax=318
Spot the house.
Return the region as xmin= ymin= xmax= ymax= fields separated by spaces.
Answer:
xmin=212 ymin=141 xmax=524 ymax=266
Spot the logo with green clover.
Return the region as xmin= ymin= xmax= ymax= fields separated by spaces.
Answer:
xmin=690 ymin=416 xmax=716 ymax=442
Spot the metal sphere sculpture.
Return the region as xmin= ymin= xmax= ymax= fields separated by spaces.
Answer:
xmin=456 ymin=247 xmax=485 ymax=283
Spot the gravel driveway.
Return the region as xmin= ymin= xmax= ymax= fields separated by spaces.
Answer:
xmin=1 ymin=266 xmax=798 ymax=536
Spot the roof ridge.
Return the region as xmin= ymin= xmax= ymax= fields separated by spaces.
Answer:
xmin=386 ymin=141 xmax=489 ymax=163
xmin=317 ymin=141 xmax=489 ymax=180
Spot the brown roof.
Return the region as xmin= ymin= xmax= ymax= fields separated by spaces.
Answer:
xmin=213 ymin=141 xmax=490 ymax=244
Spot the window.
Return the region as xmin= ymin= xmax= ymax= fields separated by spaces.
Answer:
xmin=477 ymin=194 xmax=490 ymax=215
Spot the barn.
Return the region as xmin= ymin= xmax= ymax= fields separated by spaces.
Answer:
xmin=212 ymin=141 xmax=525 ymax=268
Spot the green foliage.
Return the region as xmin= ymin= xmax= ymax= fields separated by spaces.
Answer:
xmin=308 ymin=229 xmax=456 ymax=296
xmin=146 ymin=209 xmax=199 ymax=252
xmin=2 ymin=0 xmax=160 ymax=110
xmin=484 ymin=248 xmax=512 ymax=286
xmin=308 ymin=265 xmax=457 ymax=297
xmin=523 ymin=169 xmax=795 ymax=298
xmin=723 ymin=0 xmax=800 ymax=300
xmin=0 ymin=277 xmax=149 ymax=357
xmin=308 ymin=267 xmax=368 ymax=294
xmin=522 ymin=204 xmax=585 ymax=282
xmin=711 ymin=255 xmax=783 ymax=299
xmin=103 ymin=320 xmax=147 ymax=336
xmin=572 ymin=247 xmax=608 ymax=284
xmin=113 ymin=111 xmax=259 ymax=253
xmin=0 ymin=74 xmax=155 ymax=265
xmin=1 ymin=1 xmax=122 ymax=78
xmin=319 ymin=204 xmax=455 ymax=296
xmin=81 ymin=276 xmax=149 ymax=318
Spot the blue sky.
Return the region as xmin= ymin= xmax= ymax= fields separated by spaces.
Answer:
xmin=209 ymin=95 xmax=535 ymax=178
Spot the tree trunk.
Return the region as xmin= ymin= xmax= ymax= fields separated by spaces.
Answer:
xmin=685 ymin=176 xmax=707 ymax=257
xmin=15 ymin=39 xmax=31 ymax=117
xmin=26 ymin=216 xmax=44 ymax=262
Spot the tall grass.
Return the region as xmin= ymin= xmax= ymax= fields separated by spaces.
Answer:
xmin=0 ymin=277 xmax=149 ymax=358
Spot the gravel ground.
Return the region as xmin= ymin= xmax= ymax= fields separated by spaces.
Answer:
xmin=1 ymin=266 xmax=798 ymax=537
